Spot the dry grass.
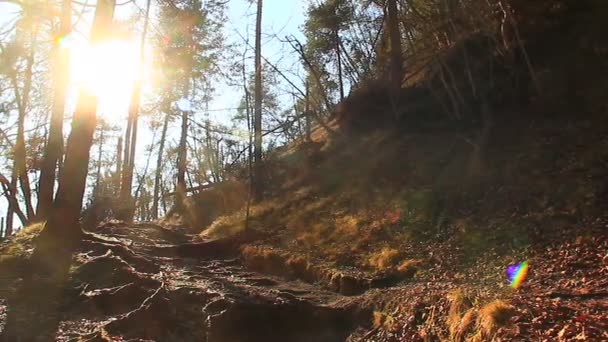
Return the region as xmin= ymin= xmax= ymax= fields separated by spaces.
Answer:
xmin=456 ymin=309 xmax=477 ymax=341
xmin=202 ymin=213 xmax=247 ymax=239
xmin=240 ymin=245 xmax=290 ymax=277
xmin=396 ymin=258 xmax=422 ymax=275
xmin=373 ymin=310 xmax=397 ymax=330
xmin=476 ymin=300 xmax=516 ymax=339
xmin=0 ymin=222 xmax=44 ymax=258
xmin=447 ymin=289 xmax=473 ymax=339
xmin=0 ymin=222 xmax=44 ymax=274
xmin=368 ymin=247 xmax=401 ymax=271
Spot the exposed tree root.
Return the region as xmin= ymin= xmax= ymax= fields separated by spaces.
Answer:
xmin=71 ymin=251 xmax=159 ymax=290
xmin=95 ymin=222 xmax=191 ymax=245
xmin=147 ymin=228 xmax=266 ymax=259
xmin=76 ymin=282 xmax=155 ymax=317
xmin=81 ymin=236 xmax=159 ymax=274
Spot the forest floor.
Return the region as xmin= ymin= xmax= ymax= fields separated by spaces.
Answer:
xmin=0 ymin=218 xmax=606 ymax=341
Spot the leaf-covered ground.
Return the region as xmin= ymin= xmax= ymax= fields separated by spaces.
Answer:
xmin=0 ymin=218 xmax=605 ymax=341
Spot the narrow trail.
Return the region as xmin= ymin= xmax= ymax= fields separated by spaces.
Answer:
xmin=55 ymin=222 xmax=369 ymax=342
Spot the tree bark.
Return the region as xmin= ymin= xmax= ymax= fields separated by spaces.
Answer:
xmin=177 ymin=104 xmax=188 ymax=206
xmin=253 ymin=0 xmax=264 ymax=201
xmin=37 ymin=0 xmax=70 ymax=222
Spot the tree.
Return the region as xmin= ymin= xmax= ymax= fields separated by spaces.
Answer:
xmin=151 ymin=111 xmax=170 ymax=219
xmin=117 ymin=0 xmax=152 ymax=222
xmin=9 ymin=32 xmax=36 ymax=222
xmin=386 ymin=0 xmax=402 ymax=96
xmin=253 ymin=0 xmax=263 ymax=201
xmin=304 ymin=0 xmax=354 ymax=102
xmin=36 ymin=0 xmax=71 ymax=222
xmin=34 ymin=0 xmax=117 ymax=267
xmin=154 ymin=0 xmax=227 ymax=217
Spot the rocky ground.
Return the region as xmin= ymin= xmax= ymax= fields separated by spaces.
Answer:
xmin=0 ymin=220 xmax=606 ymax=341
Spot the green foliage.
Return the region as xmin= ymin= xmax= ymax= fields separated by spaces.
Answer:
xmin=154 ymin=0 xmax=227 ymax=107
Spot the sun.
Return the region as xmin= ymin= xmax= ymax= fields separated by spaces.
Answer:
xmin=65 ymin=35 xmax=144 ymax=122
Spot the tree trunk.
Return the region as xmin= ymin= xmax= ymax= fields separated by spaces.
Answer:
xmin=115 ymin=136 xmax=123 ymax=190
xmin=10 ymin=31 xmax=37 ymax=222
xmin=305 ymin=81 xmax=311 ymax=142
xmin=386 ymin=0 xmax=403 ymax=95
xmin=1 ymin=2 xmax=116 ymax=341
xmin=336 ymin=29 xmax=344 ymax=101
xmin=95 ymin=126 xmax=105 ymax=190
xmin=121 ymin=114 xmax=133 ymax=195
xmin=117 ymin=0 xmax=151 ymax=222
xmin=177 ymin=104 xmax=188 ymax=207
xmin=253 ymin=0 xmax=264 ymax=201
xmin=37 ymin=0 xmax=70 ymax=222
xmin=34 ymin=0 xmax=115 ymax=264
xmin=0 ymin=174 xmax=28 ymax=229
xmin=152 ymin=113 xmax=169 ymax=219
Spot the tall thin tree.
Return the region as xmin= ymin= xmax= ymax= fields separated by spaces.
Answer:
xmin=386 ymin=0 xmax=403 ymax=96
xmin=151 ymin=112 xmax=169 ymax=219
xmin=37 ymin=0 xmax=71 ymax=222
xmin=118 ymin=0 xmax=151 ymax=221
xmin=253 ymin=0 xmax=263 ymax=201
xmin=9 ymin=29 xmax=37 ymax=222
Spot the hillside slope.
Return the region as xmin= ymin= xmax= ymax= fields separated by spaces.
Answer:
xmin=195 ymin=2 xmax=608 ymax=340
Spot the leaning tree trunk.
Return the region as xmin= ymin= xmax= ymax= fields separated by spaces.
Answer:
xmin=0 ymin=173 xmax=28 ymax=230
xmin=253 ymin=0 xmax=264 ymax=202
xmin=37 ymin=0 xmax=71 ymax=222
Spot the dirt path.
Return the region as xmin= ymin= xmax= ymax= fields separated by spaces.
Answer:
xmin=53 ymin=222 xmax=369 ymax=341
xmin=2 ymin=222 xmax=606 ymax=341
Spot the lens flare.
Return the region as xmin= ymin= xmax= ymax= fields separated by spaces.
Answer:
xmin=56 ymin=32 xmax=73 ymax=49
xmin=506 ymin=261 xmax=529 ymax=288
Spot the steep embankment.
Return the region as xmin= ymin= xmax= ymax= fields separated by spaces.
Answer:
xmin=192 ymin=3 xmax=608 ymax=339
xmin=198 ymin=114 xmax=608 ymax=341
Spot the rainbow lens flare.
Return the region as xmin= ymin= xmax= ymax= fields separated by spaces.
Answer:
xmin=506 ymin=261 xmax=529 ymax=288
xmin=56 ymin=32 xmax=74 ymax=49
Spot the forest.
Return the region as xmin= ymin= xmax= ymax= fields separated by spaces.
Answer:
xmin=0 ymin=0 xmax=607 ymax=341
